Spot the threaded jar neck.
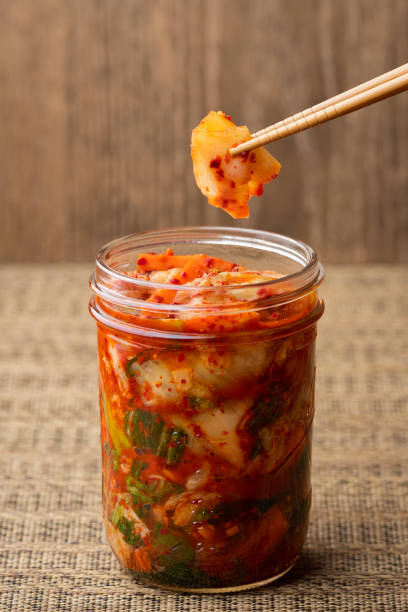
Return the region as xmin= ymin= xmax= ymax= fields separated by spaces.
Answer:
xmin=89 ymin=227 xmax=324 ymax=341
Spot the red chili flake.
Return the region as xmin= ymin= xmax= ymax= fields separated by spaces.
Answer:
xmin=225 ymin=114 xmax=232 ymax=121
xmin=170 ymin=278 xmax=180 ymax=284
xmin=257 ymin=287 xmax=268 ymax=297
xmin=231 ymin=264 xmax=239 ymax=271
xmin=178 ymin=353 xmax=185 ymax=362
xmin=181 ymin=379 xmax=186 ymax=384
xmin=181 ymin=271 xmax=187 ymax=279
xmin=216 ymin=169 xmax=224 ymax=180
xmin=255 ymin=184 xmax=264 ymax=196
xmin=205 ymin=256 xmax=214 ymax=268
xmin=209 ymin=156 xmax=221 ymax=168
xmin=222 ymin=199 xmax=229 ymax=208
xmin=250 ymin=152 xmax=256 ymax=163
xmin=230 ymin=181 xmax=236 ymax=188
xmin=240 ymin=151 xmax=249 ymax=162
xmin=219 ymin=442 xmax=227 ymax=447
xmin=222 ymin=430 xmax=228 ymax=435
xmin=272 ymin=312 xmax=278 ymax=319
xmin=153 ymin=295 xmax=164 ymax=303
xmin=137 ymin=257 xmax=147 ymax=265
xmin=160 ymin=528 xmax=167 ymax=534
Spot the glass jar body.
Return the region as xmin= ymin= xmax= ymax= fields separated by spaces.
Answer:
xmin=98 ymin=322 xmax=316 ymax=591
xmin=90 ymin=227 xmax=324 ymax=592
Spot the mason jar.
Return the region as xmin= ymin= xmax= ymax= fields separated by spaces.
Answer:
xmin=89 ymin=227 xmax=324 ymax=592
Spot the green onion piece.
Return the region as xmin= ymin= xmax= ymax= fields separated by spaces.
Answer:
xmin=129 ymin=487 xmax=153 ymax=505
xmin=125 ymin=350 xmax=154 ymax=378
xmin=101 ymin=391 xmax=131 ymax=455
xmin=156 ymin=429 xmax=171 ymax=458
xmin=133 ymin=505 xmax=150 ymax=521
xmin=104 ymin=443 xmax=120 ymax=470
xmin=116 ymin=516 xmax=142 ymax=547
xmin=130 ymin=460 xmax=148 ymax=479
xmin=111 ymin=448 xmax=120 ymax=471
xmin=166 ymin=429 xmax=187 ymax=465
xmin=151 ymin=479 xmax=183 ymax=503
xmin=132 ymin=409 xmax=147 ymax=448
xmin=247 ymin=395 xmax=285 ymax=435
xmin=132 ymin=408 xmax=166 ymax=452
xmin=111 ymin=503 xmax=123 ymax=526
xmin=153 ymin=526 xmax=194 ymax=564
xmin=128 ymin=407 xmax=186 ymax=464
xmin=126 ymin=476 xmax=149 ymax=491
xmin=147 ymin=416 xmax=165 ymax=452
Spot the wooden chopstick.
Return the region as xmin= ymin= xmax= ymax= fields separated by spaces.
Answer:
xmin=250 ymin=63 xmax=408 ymax=139
xmin=230 ymin=64 xmax=408 ymax=156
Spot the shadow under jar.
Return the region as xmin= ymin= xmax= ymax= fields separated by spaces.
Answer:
xmin=89 ymin=227 xmax=324 ymax=592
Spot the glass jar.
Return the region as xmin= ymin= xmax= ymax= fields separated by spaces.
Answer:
xmin=89 ymin=227 xmax=324 ymax=592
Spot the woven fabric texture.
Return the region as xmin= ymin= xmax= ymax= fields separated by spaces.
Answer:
xmin=0 ymin=264 xmax=407 ymax=611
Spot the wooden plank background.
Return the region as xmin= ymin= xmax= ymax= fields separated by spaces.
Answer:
xmin=1 ymin=0 xmax=407 ymax=263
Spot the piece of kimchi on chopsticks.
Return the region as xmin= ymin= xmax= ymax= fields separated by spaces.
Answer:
xmin=191 ymin=111 xmax=281 ymax=219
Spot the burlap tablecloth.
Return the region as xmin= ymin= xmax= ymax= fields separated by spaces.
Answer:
xmin=0 ymin=264 xmax=407 ymax=611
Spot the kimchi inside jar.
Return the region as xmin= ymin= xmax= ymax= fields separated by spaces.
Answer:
xmin=89 ymin=227 xmax=324 ymax=592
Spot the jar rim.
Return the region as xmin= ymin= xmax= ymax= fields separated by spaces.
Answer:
xmin=90 ymin=226 xmax=324 ymax=314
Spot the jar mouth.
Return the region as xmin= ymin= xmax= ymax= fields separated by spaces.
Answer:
xmin=90 ymin=226 xmax=324 ymax=313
